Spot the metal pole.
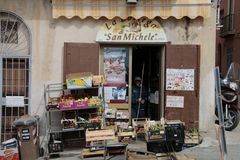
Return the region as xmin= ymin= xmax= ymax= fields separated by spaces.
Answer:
xmin=214 ymin=67 xmax=227 ymax=160
xmin=0 ymin=57 xmax=2 ymax=143
xmin=137 ymin=63 xmax=145 ymax=119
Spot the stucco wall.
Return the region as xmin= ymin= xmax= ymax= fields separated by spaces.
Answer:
xmin=0 ymin=0 xmax=216 ymax=133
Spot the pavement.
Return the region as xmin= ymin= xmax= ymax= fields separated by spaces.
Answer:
xmin=40 ymin=123 xmax=240 ymax=160
xmin=181 ymin=124 xmax=240 ymax=160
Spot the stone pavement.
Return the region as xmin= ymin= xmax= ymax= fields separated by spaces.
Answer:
xmin=41 ymin=124 xmax=240 ymax=160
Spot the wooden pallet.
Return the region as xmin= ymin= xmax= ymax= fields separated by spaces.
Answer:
xmin=175 ymin=154 xmax=195 ymax=160
xmin=127 ymin=148 xmax=195 ymax=160
xmin=127 ymin=149 xmax=157 ymax=160
xmin=80 ymin=148 xmax=105 ymax=160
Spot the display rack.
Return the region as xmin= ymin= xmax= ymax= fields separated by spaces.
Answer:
xmin=44 ymin=83 xmax=105 ymax=157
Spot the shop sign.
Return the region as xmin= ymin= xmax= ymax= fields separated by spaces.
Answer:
xmin=96 ymin=17 xmax=167 ymax=43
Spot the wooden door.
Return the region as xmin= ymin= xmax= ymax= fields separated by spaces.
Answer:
xmin=63 ymin=43 xmax=99 ymax=81
xmin=165 ymin=45 xmax=200 ymax=129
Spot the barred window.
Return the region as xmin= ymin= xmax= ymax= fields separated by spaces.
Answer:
xmin=0 ymin=20 xmax=18 ymax=44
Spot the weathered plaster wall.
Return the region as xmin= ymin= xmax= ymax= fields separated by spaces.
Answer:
xmin=0 ymin=0 xmax=216 ymax=133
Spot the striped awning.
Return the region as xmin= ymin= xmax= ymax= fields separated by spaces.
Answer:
xmin=52 ymin=0 xmax=212 ymax=19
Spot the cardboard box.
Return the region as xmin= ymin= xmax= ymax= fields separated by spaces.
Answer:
xmin=66 ymin=72 xmax=92 ymax=89
xmin=116 ymin=110 xmax=129 ymax=119
xmin=0 ymin=138 xmax=20 ymax=160
xmin=92 ymin=75 xmax=104 ymax=86
xmin=0 ymin=148 xmax=20 ymax=160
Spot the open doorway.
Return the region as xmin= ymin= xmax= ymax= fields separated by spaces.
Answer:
xmin=132 ymin=45 xmax=163 ymax=120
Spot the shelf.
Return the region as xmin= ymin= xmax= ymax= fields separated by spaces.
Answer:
xmin=45 ymin=83 xmax=102 ymax=93
xmin=49 ymin=127 xmax=85 ymax=134
xmin=104 ymin=82 xmax=128 ymax=87
xmin=48 ymin=147 xmax=81 ymax=156
xmin=48 ymin=106 xmax=98 ymax=112
xmin=45 ymin=82 xmax=106 ymax=157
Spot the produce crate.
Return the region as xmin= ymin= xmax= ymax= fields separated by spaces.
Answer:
xmin=66 ymin=72 xmax=92 ymax=89
xmin=48 ymin=142 xmax=63 ymax=153
xmin=132 ymin=118 xmax=149 ymax=140
xmin=73 ymin=101 xmax=88 ymax=108
xmin=184 ymin=132 xmax=200 ymax=145
xmin=85 ymin=122 xmax=101 ymax=130
xmin=86 ymin=129 xmax=115 ymax=142
xmin=165 ymin=121 xmax=185 ymax=142
xmin=145 ymin=130 xmax=166 ymax=142
xmin=144 ymin=120 xmax=165 ymax=142
xmin=59 ymin=101 xmax=74 ymax=110
xmin=117 ymin=131 xmax=136 ymax=144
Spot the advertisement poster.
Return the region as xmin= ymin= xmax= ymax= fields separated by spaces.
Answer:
xmin=166 ymin=96 xmax=184 ymax=108
xmin=166 ymin=69 xmax=194 ymax=91
xmin=104 ymin=87 xmax=127 ymax=103
xmin=104 ymin=48 xmax=127 ymax=83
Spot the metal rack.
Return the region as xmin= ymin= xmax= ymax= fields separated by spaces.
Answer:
xmin=44 ymin=83 xmax=105 ymax=157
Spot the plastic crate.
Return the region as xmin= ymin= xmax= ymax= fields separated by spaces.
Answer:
xmin=48 ymin=142 xmax=63 ymax=153
xmin=165 ymin=123 xmax=185 ymax=143
xmin=145 ymin=130 xmax=166 ymax=142
xmin=147 ymin=140 xmax=183 ymax=153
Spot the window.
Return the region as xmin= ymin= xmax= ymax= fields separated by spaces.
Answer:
xmin=228 ymin=0 xmax=234 ymax=15
xmin=0 ymin=20 xmax=18 ymax=44
xmin=227 ymin=48 xmax=233 ymax=69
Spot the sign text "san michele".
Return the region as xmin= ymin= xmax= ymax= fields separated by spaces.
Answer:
xmin=105 ymin=32 xmax=157 ymax=41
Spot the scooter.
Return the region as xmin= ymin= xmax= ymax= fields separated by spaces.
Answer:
xmin=216 ymin=62 xmax=240 ymax=131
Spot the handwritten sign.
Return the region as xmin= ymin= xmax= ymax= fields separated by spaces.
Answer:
xmin=166 ymin=96 xmax=184 ymax=108
xmin=6 ymin=96 xmax=24 ymax=107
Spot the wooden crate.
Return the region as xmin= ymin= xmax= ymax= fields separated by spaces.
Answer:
xmin=80 ymin=148 xmax=105 ymax=160
xmin=108 ymin=103 xmax=129 ymax=109
xmin=184 ymin=132 xmax=200 ymax=145
xmin=86 ymin=129 xmax=115 ymax=141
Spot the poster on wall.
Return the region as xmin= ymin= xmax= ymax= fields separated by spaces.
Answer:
xmin=104 ymin=86 xmax=127 ymax=103
xmin=166 ymin=96 xmax=184 ymax=108
xmin=166 ymin=69 xmax=194 ymax=91
xmin=104 ymin=48 xmax=127 ymax=84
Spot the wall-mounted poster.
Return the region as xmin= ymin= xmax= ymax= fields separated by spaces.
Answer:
xmin=104 ymin=48 xmax=128 ymax=83
xmin=166 ymin=96 xmax=184 ymax=108
xmin=104 ymin=87 xmax=127 ymax=103
xmin=166 ymin=69 xmax=194 ymax=91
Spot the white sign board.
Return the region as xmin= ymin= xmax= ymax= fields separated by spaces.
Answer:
xmin=166 ymin=69 xmax=195 ymax=91
xmin=6 ymin=96 xmax=24 ymax=107
xmin=96 ymin=17 xmax=167 ymax=43
xmin=166 ymin=96 xmax=184 ymax=108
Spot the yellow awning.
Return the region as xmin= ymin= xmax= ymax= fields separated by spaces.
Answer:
xmin=52 ymin=0 xmax=212 ymax=19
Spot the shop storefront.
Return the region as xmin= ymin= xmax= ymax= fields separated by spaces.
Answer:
xmin=0 ymin=0 xmax=216 ymax=144
xmin=60 ymin=5 xmax=212 ymax=130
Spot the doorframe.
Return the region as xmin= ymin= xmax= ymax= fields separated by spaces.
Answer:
xmin=99 ymin=44 xmax=166 ymax=120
